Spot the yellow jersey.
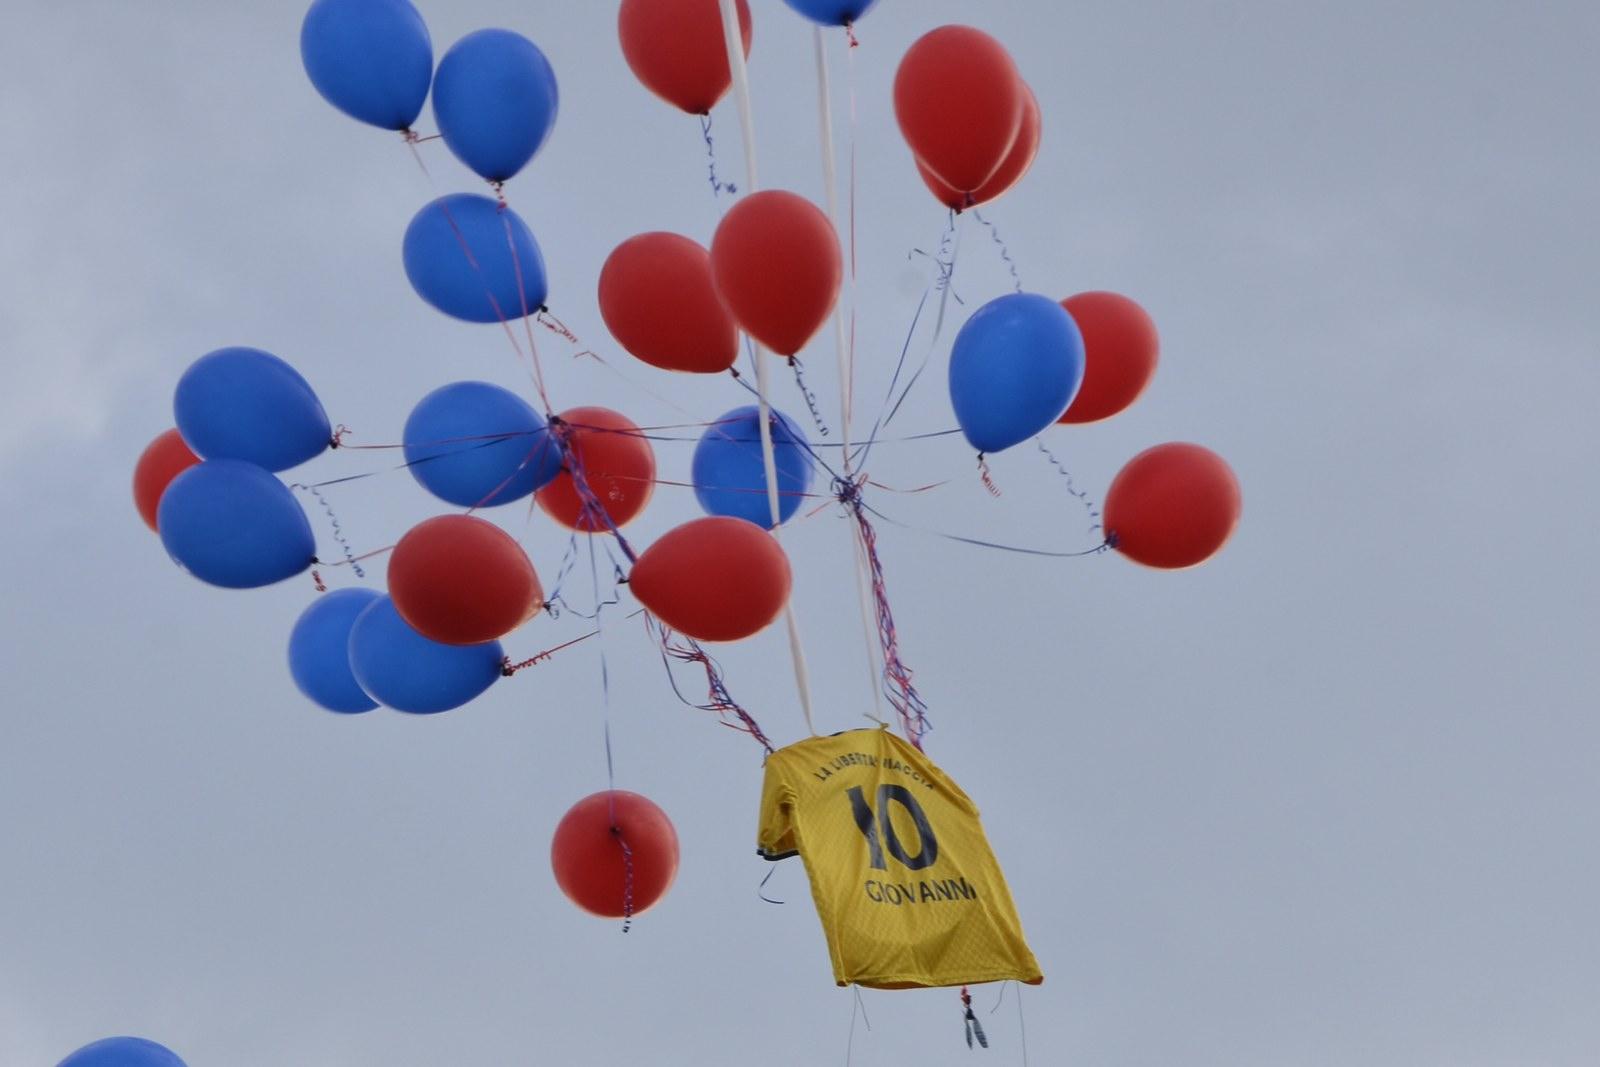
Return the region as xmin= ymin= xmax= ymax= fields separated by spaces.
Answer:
xmin=757 ymin=726 xmax=1043 ymax=990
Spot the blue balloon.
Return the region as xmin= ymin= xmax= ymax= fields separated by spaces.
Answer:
xmin=58 ymin=1036 xmax=187 ymax=1067
xmin=289 ymin=588 xmax=382 ymax=713
xmin=433 ymin=29 xmax=559 ymax=183
xmin=174 ymin=347 xmax=331 ymax=472
xmin=403 ymin=194 xmax=548 ymax=323
xmin=403 ymin=381 xmax=560 ymax=507
xmin=301 ymin=0 xmax=433 ymax=130
xmin=692 ymin=405 xmax=814 ymax=527
xmin=949 ymin=293 xmax=1085 ymax=454
xmin=158 ymin=460 xmax=316 ymax=589
xmin=347 ymin=596 xmax=503 ymax=714
xmin=781 ymin=0 xmax=881 ymax=25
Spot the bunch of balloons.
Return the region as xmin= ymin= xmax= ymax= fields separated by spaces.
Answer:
xmin=133 ymin=0 xmax=1242 ymax=931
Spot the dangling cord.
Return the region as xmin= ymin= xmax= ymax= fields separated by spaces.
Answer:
xmin=589 ymin=534 xmax=633 ymax=934
xmin=961 ymin=986 xmax=989 ymax=1050
xmin=844 ymin=986 xmax=871 ymax=1065
xmin=788 ymin=356 xmax=830 ymax=438
xmin=290 ymin=483 xmax=365 ymax=579
xmin=971 ymin=208 xmax=1023 ymax=294
xmin=700 ymin=113 xmax=738 ymax=199
xmin=977 ymin=454 xmax=1002 ymax=498
xmin=1035 ymin=437 xmax=1102 ymax=539
xmin=990 ymin=982 xmax=1029 ymax=1066
xmin=757 ymin=866 xmax=784 ymax=905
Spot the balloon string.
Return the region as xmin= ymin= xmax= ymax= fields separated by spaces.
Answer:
xmin=788 ymin=356 xmax=831 ymax=438
xmin=1035 ymin=437 xmax=1103 ymax=538
xmin=548 ymin=417 xmax=640 ymax=565
xmin=878 ymin=216 xmax=965 ymax=435
xmin=647 ymin=615 xmax=775 ymax=754
xmin=699 ymin=113 xmax=739 ymax=199
xmin=288 ymin=483 xmax=365 ymax=579
xmin=535 ymin=307 xmax=581 ymax=344
xmin=757 ymin=866 xmax=785 ymax=905
xmin=613 ymin=823 xmax=635 ymax=934
xmin=971 ymin=208 xmax=1023 ymax=293
xmin=977 ymin=454 xmax=1003 ymax=498
xmin=845 ymin=27 xmax=860 ymax=422
xmin=988 ymin=981 xmax=1029 ymax=1066
xmin=403 ymin=137 xmax=545 ymax=397
xmin=588 ymin=535 xmax=636 ymax=935
xmin=853 ymin=212 xmax=962 ymax=469
xmin=844 ymin=985 xmax=872 ymax=1066
xmin=500 ymin=610 xmax=647 ymax=676
xmin=499 ymin=206 xmax=554 ymax=413
xmin=836 ymin=478 xmax=932 ymax=750
xmin=860 ymin=498 xmax=1111 ymax=559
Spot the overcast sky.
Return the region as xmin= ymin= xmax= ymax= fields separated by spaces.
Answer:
xmin=3 ymin=1 xmax=1599 ymax=1064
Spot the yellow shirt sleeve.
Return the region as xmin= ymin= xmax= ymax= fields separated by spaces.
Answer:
xmin=756 ymin=751 xmax=798 ymax=859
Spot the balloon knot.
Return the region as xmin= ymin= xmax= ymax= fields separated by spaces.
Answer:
xmin=329 ymin=424 xmax=351 ymax=449
xmin=846 ymin=21 xmax=860 ymax=48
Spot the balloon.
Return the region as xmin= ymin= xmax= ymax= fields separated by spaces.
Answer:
xmin=598 ymin=233 xmax=738 ymax=374
xmin=174 ymin=347 xmax=331 ymax=472
xmin=58 ymin=1037 xmax=187 ymax=1067
xmin=403 ymin=194 xmax=548 ymax=324
xmin=692 ymin=406 xmax=813 ymax=527
xmin=949 ymin=292 xmax=1085 ymax=454
xmin=347 ymin=595 xmax=504 ymax=714
xmin=629 ymin=516 xmax=791 ymax=641
xmin=617 ymin=0 xmax=752 ymax=115
xmin=1103 ymin=443 xmax=1241 ymax=569
xmin=710 ymin=190 xmax=841 ymax=356
xmin=432 ymin=29 xmax=558 ymax=183
xmin=389 ymin=515 xmax=542 ymax=645
xmin=403 ymin=381 xmax=561 ymax=508
xmin=916 ymin=82 xmax=1040 ymax=210
xmin=288 ymin=588 xmax=382 ymax=713
xmin=1058 ymin=292 xmax=1159 ymax=424
xmin=133 ymin=428 xmax=200 ymax=532
xmin=300 ymin=0 xmax=433 ymax=131
xmin=551 ymin=790 xmax=679 ymax=918
xmin=894 ymin=26 xmax=1024 ymax=193
xmin=537 ymin=407 xmax=655 ymax=531
xmin=781 ymin=0 xmax=880 ymax=26
xmin=158 ymin=460 xmax=316 ymax=589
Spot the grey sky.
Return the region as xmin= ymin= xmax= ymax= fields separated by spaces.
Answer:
xmin=3 ymin=1 xmax=1598 ymax=1064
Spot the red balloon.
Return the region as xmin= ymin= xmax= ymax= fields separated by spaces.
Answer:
xmin=133 ymin=428 xmax=201 ymax=532
xmin=629 ymin=516 xmax=791 ymax=642
xmin=1059 ymin=292 xmax=1160 ymax=424
xmin=388 ymin=515 xmax=542 ymax=645
xmin=1104 ymin=443 xmax=1241 ymax=569
xmin=537 ymin=407 xmax=656 ymax=532
xmin=598 ymin=233 xmax=739 ymax=374
xmin=894 ymin=26 xmax=1024 ymax=193
xmin=710 ymin=190 xmax=841 ymax=356
xmin=551 ymin=790 xmax=679 ymax=918
xmin=916 ymin=82 xmax=1041 ymax=210
xmin=618 ymin=0 xmax=752 ymax=115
